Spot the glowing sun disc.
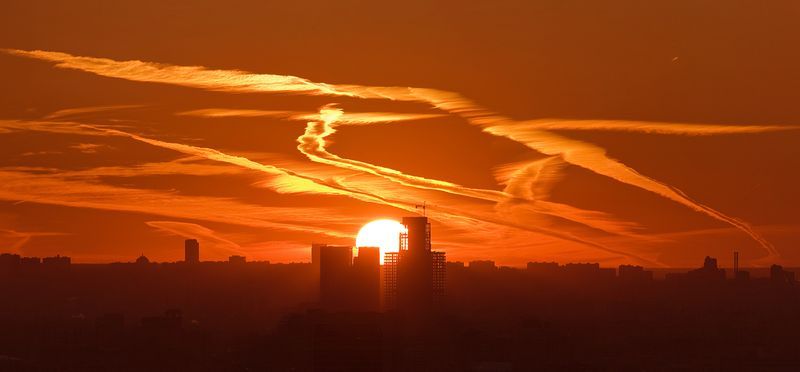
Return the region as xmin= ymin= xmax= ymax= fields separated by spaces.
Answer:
xmin=355 ymin=219 xmax=406 ymax=264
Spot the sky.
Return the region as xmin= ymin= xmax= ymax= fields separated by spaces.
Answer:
xmin=0 ymin=0 xmax=799 ymax=267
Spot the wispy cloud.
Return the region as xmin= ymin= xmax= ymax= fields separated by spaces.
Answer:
xmin=70 ymin=143 xmax=109 ymax=154
xmin=2 ymin=49 xmax=351 ymax=96
xmin=0 ymin=169 xmax=354 ymax=239
xmin=44 ymin=104 xmax=145 ymax=120
xmin=178 ymin=108 xmax=443 ymax=124
xmin=509 ymin=119 xmax=797 ymax=136
xmin=2 ymin=48 xmax=786 ymax=261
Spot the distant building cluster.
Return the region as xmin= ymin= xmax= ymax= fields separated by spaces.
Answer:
xmin=1 ymin=231 xmax=797 ymax=293
xmin=0 ymin=253 xmax=69 ymax=270
xmin=1 ymin=239 xmax=263 ymax=272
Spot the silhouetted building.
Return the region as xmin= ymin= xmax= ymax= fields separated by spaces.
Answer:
xmin=311 ymin=243 xmax=324 ymax=300
xmin=384 ymin=252 xmax=399 ymax=310
xmin=618 ymin=265 xmax=653 ymax=282
xmin=447 ymin=261 xmax=465 ymax=270
xmin=562 ymin=262 xmax=615 ymax=282
xmin=771 ymin=264 xmax=795 ymax=284
xmin=184 ymin=239 xmax=200 ymax=263
xmin=687 ymin=256 xmax=726 ymax=281
xmin=229 ymin=255 xmax=246 ymax=264
xmin=0 ymin=253 xmax=20 ymax=272
xmin=135 ymin=254 xmax=150 ymax=265
xmin=42 ymin=254 xmax=71 ymax=265
xmin=352 ymin=246 xmax=381 ymax=311
xmin=319 ymin=245 xmax=353 ymax=310
xmin=469 ymin=260 xmax=497 ymax=272
xmin=20 ymin=256 xmax=40 ymax=265
xmin=315 ymin=245 xmax=381 ymax=311
xmin=735 ymin=270 xmax=751 ymax=281
xmin=526 ymin=261 xmax=561 ymax=279
xmin=0 ymin=253 xmax=20 ymax=264
xmin=311 ymin=243 xmax=324 ymax=270
xmin=433 ymin=251 xmax=446 ymax=302
xmin=732 ymin=251 xmax=750 ymax=281
xmin=385 ymin=216 xmax=445 ymax=313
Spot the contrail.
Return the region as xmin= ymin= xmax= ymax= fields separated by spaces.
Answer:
xmin=81 ymin=124 xmax=415 ymax=211
xmin=492 ymin=119 xmax=797 ymax=136
xmin=298 ymin=105 xmax=644 ymax=237
xmin=0 ymin=169 xmax=355 ymax=238
xmin=2 ymin=48 xmax=782 ymax=258
xmin=91 ymin=120 xmax=656 ymax=264
xmin=179 ymin=104 xmax=646 ymax=237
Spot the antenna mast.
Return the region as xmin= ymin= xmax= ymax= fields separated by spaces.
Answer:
xmin=415 ymin=201 xmax=427 ymax=216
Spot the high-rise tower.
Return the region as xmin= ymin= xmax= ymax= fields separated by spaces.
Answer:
xmin=184 ymin=239 xmax=199 ymax=263
xmin=384 ymin=216 xmax=445 ymax=313
xmin=319 ymin=245 xmax=353 ymax=310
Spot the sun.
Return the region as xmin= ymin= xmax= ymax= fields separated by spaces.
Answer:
xmin=355 ymin=219 xmax=407 ymax=263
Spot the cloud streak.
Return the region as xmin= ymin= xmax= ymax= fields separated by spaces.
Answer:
xmin=506 ymin=119 xmax=797 ymax=136
xmin=0 ymin=169 xmax=355 ymax=239
xmin=178 ymin=108 xmax=444 ymax=124
xmin=2 ymin=48 xmax=785 ymax=260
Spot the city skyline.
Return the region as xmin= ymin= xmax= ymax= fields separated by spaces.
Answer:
xmin=3 ymin=2 xmax=800 ymax=370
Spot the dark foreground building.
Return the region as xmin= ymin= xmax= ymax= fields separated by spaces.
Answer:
xmin=317 ymin=244 xmax=380 ymax=311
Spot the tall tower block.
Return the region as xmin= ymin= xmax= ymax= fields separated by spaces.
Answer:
xmin=185 ymin=239 xmax=200 ymax=263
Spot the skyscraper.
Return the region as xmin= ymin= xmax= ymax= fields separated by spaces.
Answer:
xmin=319 ymin=245 xmax=353 ymax=310
xmin=352 ymin=246 xmax=380 ymax=311
xmin=185 ymin=239 xmax=199 ymax=263
xmin=384 ymin=252 xmax=400 ymax=310
xmin=311 ymin=243 xmax=324 ymax=271
xmin=384 ymin=216 xmax=445 ymax=313
xmin=432 ymin=251 xmax=446 ymax=303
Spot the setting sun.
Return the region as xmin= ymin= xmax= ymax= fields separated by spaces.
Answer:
xmin=355 ymin=219 xmax=406 ymax=263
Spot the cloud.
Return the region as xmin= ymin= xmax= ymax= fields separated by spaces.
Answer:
xmin=482 ymin=122 xmax=778 ymax=258
xmin=495 ymin=157 xmax=565 ymax=201
xmin=0 ymin=119 xmax=118 ymax=136
xmin=506 ymin=119 xmax=797 ymax=136
xmin=2 ymin=48 xmax=785 ymax=261
xmin=178 ymin=108 xmax=444 ymax=125
xmin=296 ymin=106 xmax=650 ymax=243
xmin=44 ymin=104 xmax=145 ymax=120
xmin=0 ymin=169 xmax=355 ymax=239
xmin=70 ymin=143 xmax=109 ymax=154
xmin=177 ymin=109 xmax=299 ymax=119
xmin=2 ymin=49 xmax=351 ymax=96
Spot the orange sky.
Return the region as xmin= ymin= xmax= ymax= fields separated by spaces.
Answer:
xmin=1 ymin=0 xmax=799 ymax=267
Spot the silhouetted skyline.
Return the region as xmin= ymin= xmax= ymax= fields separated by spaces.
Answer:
xmin=3 ymin=230 xmax=800 ymax=370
